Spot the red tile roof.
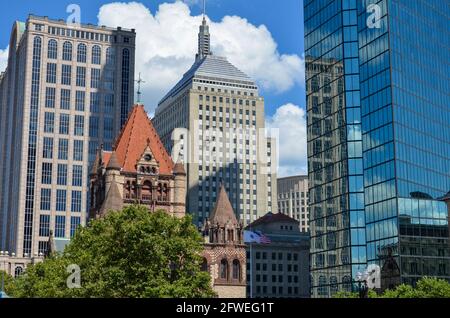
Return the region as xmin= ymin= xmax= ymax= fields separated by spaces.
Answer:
xmin=246 ymin=212 xmax=299 ymax=229
xmin=104 ymin=105 xmax=174 ymax=174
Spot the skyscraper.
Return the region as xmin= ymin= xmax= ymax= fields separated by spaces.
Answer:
xmin=277 ymin=175 xmax=310 ymax=232
xmin=0 ymin=15 xmax=135 ymax=258
xmin=153 ymin=16 xmax=277 ymax=226
xmin=305 ymin=0 xmax=450 ymax=297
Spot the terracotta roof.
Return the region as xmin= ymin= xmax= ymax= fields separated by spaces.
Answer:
xmin=209 ymin=185 xmax=238 ymax=226
xmin=107 ymin=105 xmax=174 ymax=174
xmin=246 ymin=212 xmax=299 ymax=229
xmin=106 ymin=151 xmax=121 ymax=170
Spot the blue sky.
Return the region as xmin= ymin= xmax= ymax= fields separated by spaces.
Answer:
xmin=0 ymin=0 xmax=308 ymax=176
xmin=0 ymin=0 xmax=305 ymax=116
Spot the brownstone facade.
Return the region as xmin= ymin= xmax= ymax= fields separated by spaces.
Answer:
xmin=202 ymin=186 xmax=247 ymax=298
xmin=89 ymin=105 xmax=186 ymax=219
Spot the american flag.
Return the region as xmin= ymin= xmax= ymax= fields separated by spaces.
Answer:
xmin=260 ymin=233 xmax=271 ymax=244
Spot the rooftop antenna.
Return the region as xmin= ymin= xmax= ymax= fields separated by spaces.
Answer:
xmin=135 ymin=72 xmax=145 ymax=104
xmin=203 ymin=0 xmax=206 ymax=19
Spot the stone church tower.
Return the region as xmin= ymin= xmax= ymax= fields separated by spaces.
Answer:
xmin=202 ymin=185 xmax=246 ymax=298
xmin=89 ymin=105 xmax=186 ymax=219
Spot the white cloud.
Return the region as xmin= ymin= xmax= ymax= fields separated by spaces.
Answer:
xmin=266 ymin=103 xmax=307 ymax=178
xmin=0 ymin=46 xmax=9 ymax=73
xmin=97 ymin=1 xmax=304 ymax=113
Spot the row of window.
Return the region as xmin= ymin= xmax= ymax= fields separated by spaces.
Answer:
xmin=46 ymin=63 xmax=104 ymax=89
xmin=39 ymin=214 xmax=81 ymax=238
xmin=40 ymin=189 xmax=82 ymax=213
xmin=47 ymin=39 xmax=115 ymax=65
xmin=41 ymin=139 xmax=83 ymax=161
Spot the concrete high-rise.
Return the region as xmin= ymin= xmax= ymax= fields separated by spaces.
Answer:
xmin=153 ymin=16 xmax=277 ymax=226
xmin=305 ymin=0 xmax=450 ymax=297
xmin=0 ymin=15 xmax=135 ymax=258
xmin=277 ymin=175 xmax=309 ymax=232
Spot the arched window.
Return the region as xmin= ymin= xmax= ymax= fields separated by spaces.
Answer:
xmin=342 ymin=275 xmax=352 ymax=292
xmin=201 ymin=258 xmax=208 ymax=272
xmin=106 ymin=47 xmax=115 ymax=66
xmin=48 ymin=39 xmax=58 ymax=59
xmin=318 ymin=275 xmax=328 ymax=296
xmin=330 ymin=276 xmax=338 ymax=294
xmin=77 ymin=43 xmax=87 ymax=63
xmin=232 ymin=260 xmax=240 ymax=281
xmin=157 ymin=183 xmax=163 ymax=201
xmin=62 ymin=41 xmax=72 ymax=61
xmin=220 ymin=259 xmax=228 ymax=280
xmin=131 ymin=181 xmax=137 ymax=199
xmin=92 ymin=45 xmax=101 ymax=65
xmin=142 ymin=180 xmax=152 ymax=202
xmin=15 ymin=266 xmax=23 ymax=278
xmin=124 ymin=181 xmax=131 ymax=199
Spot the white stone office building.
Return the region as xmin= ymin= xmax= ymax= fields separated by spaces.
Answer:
xmin=0 ymin=15 xmax=135 ymax=258
xmin=277 ymin=175 xmax=310 ymax=232
xmin=153 ymin=17 xmax=277 ymax=226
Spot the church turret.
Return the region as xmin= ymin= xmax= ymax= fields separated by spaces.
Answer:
xmin=202 ymin=185 xmax=246 ymax=298
xmin=173 ymin=161 xmax=187 ymax=218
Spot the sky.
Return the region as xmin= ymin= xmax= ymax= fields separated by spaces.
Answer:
xmin=0 ymin=0 xmax=307 ymax=177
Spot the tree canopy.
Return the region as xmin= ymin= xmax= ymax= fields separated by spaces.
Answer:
xmin=7 ymin=206 xmax=216 ymax=298
xmin=333 ymin=277 xmax=450 ymax=298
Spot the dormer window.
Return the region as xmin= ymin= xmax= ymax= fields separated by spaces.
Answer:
xmin=144 ymin=154 xmax=152 ymax=161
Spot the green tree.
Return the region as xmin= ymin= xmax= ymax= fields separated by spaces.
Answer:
xmin=333 ymin=277 xmax=450 ymax=298
xmin=9 ymin=206 xmax=216 ymax=298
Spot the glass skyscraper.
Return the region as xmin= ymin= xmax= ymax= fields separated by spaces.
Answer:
xmin=305 ymin=0 xmax=450 ymax=297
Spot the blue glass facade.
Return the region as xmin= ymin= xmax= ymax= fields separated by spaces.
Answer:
xmin=305 ymin=0 xmax=450 ymax=297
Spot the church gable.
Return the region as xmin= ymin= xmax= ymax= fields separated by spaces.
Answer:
xmin=136 ymin=142 xmax=160 ymax=176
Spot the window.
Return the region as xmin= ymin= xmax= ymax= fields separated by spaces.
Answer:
xmin=89 ymin=116 xmax=99 ymax=138
xmin=70 ymin=216 xmax=81 ymax=238
xmin=56 ymin=190 xmax=67 ymax=212
xmin=104 ymin=117 xmax=114 ymax=139
xmin=220 ymin=259 xmax=228 ymax=280
xmin=60 ymin=89 xmax=71 ymax=109
xmin=106 ymin=47 xmax=115 ymax=66
xmin=41 ymin=163 xmax=52 ymax=184
xmin=62 ymin=41 xmax=72 ymax=61
xmin=44 ymin=112 xmax=54 ymax=133
xmin=77 ymin=43 xmax=87 ymax=63
xmin=75 ymin=91 xmax=85 ymax=111
xmin=39 ymin=214 xmax=50 ymax=236
xmin=74 ymin=115 xmax=84 ymax=136
xmin=55 ymin=215 xmax=66 ymax=237
xmin=46 ymin=63 xmax=57 ymax=83
xmin=14 ymin=267 xmax=23 ymax=278
xmin=59 ymin=113 xmax=70 ymax=134
xmin=57 ymin=164 xmax=67 ymax=185
xmin=58 ymin=139 xmax=69 ymax=160
xmin=71 ymin=191 xmax=82 ymax=212
xmin=91 ymin=68 xmax=100 ymax=88
xmin=61 ymin=64 xmax=72 ymax=85
xmin=104 ymin=94 xmax=114 ymax=113
xmin=48 ymin=39 xmax=58 ymax=59
xmin=45 ymin=87 xmax=56 ymax=108
xmin=120 ymin=48 xmax=130 ymax=125
xmin=73 ymin=140 xmax=84 ymax=161
xmin=72 ymin=165 xmax=83 ymax=187
xmin=40 ymin=189 xmax=51 ymax=211
xmin=42 ymin=137 xmax=53 ymax=159
xmin=76 ymin=66 xmax=86 ymax=87
xmin=92 ymin=45 xmax=101 ymax=64
xmin=90 ymin=92 xmax=100 ymax=112
xmin=232 ymin=260 xmax=241 ymax=280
